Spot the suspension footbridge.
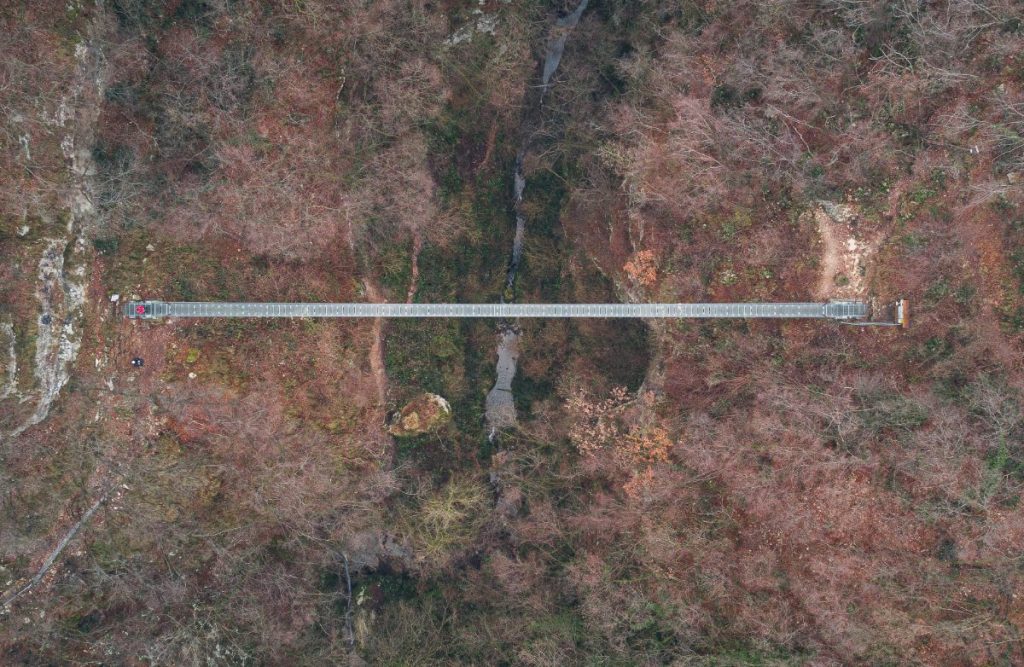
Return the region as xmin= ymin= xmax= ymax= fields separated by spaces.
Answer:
xmin=123 ymin=300 xmax=906 ymax=324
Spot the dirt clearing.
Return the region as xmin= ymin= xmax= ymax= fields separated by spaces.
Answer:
xmin=811 ymin=201 xmax=880 ymax=300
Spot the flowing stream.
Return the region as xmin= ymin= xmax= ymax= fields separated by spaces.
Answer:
xmin=485 ymin=0 xmax=589 ymax=440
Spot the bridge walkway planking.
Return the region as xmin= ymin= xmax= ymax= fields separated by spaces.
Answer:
xmin=124 ymin=301 xmax=870 ymax=321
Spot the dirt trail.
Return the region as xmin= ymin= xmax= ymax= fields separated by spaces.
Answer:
xmin=955 ymin=200 xmax=1024 ymax=374
xmin=405 ymin=231 xmax=423 ymax=305
xmin=812 ymin=201 xmax=879 ymax=300
xmin=363 ymin=280 xmax=388 ymax=407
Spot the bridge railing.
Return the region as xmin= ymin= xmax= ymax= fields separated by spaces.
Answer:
xmin=123 ymin=300 xmax=873 ymax=321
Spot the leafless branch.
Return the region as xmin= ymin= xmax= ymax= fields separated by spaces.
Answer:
xmin=1 ymin=486 xmax=112 ymax=608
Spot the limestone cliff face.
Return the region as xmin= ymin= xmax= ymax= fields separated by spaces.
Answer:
xmin=5 ymin=29 xmax=104 ymax=440
xmin=388 ymin=393 xmax=452 ymax=437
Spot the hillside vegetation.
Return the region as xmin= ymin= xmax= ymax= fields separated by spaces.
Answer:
xmin=2 ymin=0 xmax=1023 ymax=664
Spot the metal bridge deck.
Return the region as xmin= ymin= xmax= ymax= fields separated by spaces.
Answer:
xmin=124 ymin=301 xmax=869 ymax=320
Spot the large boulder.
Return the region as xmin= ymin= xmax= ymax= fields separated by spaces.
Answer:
xmin=388 ymin=393 xmax=452 ymax=437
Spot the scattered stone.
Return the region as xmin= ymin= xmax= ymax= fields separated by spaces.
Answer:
xmin=343 ymin=529 xmax=414 ymax=571
xmin=444 ymin=9 xmax=499 ymax=45
xmin=486 ymin=328 xmax=520 ymax=434
xmin=145 ymin=244 xmax=155 ymax=252
xmin=188 ymin=372 xmax=197 ymax=379
xmin=387 ymin=393 xmax=452 ymax=437
xmin=818 ymin=200 xmax=859 ymax=226
xmin=17 ymin=225 xmax=30 ymax=237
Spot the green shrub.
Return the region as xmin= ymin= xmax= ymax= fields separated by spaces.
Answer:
xmin=91 ymin=237 xmax=119 ymax=255
xmin=401 ymin=477 xmax=489 ymax=561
